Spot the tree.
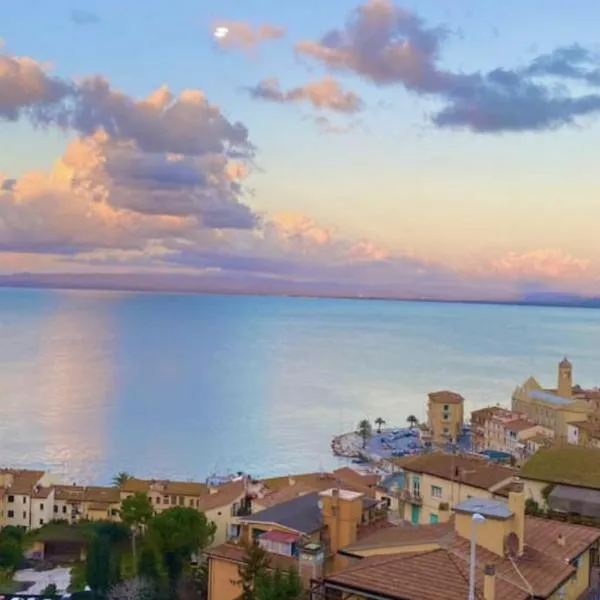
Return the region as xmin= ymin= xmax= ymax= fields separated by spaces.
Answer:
xmin=0 ymin=537 xmax=23 ymax=571
xmin=108 ymin=577 xmax=157 ymax=600
xmin=120 ymin=493 xmax=154 ymax=574
xmin=406 ymin=415 xmax=418 ymax=429
xmin=232 ymin=542 xmax=271 ymax=600
xmin=86 ymin=534 xmax=120 ymax=598
xmin=255 ymin=568 xmax=303 ymax=600
xmin=148 ymin=507 xmax=216 ymax=593
xmin=357 ymin=419 xmax=372 ymax=448
xmin=374 ymin=417 xmax=386 ymax=434
xmin=42 ymin=583 xmax=58 ymax=596
xmin=113 ymin=473 xmax=134 ymax=488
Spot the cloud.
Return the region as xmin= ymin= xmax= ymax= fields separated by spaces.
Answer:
xmin=295 ymin=0 xmax=600 ymax=133
xmin=70 ymin=9 xmax=101 ymax=25
xmin=490 ymin=249 xmax=590 ymax=280
xmin=0 ymin=54 xmax=73 ymax=122
xmin=211 ymin=20 xmax=285 ymax=52
xmin=245 ymin=76 xmax=363 ymax=113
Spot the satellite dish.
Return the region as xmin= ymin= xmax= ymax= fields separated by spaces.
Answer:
xmin=505 ymin=532 xmax=520 ymax=557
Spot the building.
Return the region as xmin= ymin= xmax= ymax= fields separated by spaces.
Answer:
xmin=119 ymin=477 xmax=209 ymax=511
xmin=520 ymin=445 xmax=600 ymax=519
xmin=567 ymin=418 xmax=600 ymax=448
xmin=511 ymin=358 xmax=595 ymax=439
xmin=0 ymin=469 xmax=60 ymax=530
xmin=470 ymin=406 xmax=497 ymax=452
xmin=314 ymin=480 xmax=600 ymax=599
xmin=53 ymin=485 xmax=121 ymax=523
xmin=204 ymin=486 xmax=390 ymax=600
xmin=427 ymin=390 xmax=465 ymax=445
xmin=401 ymin=453 xmax=516 ymax=524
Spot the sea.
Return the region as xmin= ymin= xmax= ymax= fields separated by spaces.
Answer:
xmin=0 ymin=287 xmax=599 ymax=486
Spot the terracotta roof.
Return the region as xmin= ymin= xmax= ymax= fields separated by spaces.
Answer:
xmin=196 ymin=480 xmax=245 ymax=512
xmin=428 ymin=390 xmax=465 ymax=405
xmin=402 ymin=453 xmax=516 ymax=491
xmin=205 ymin=542 xmax=298 ymax=571
xmin=504 ymin=419 xmax=536 ymax=433
xmin=521 ymin=445 xmax=600 ymax=490
xmin=262 ymin=472 xmax=373 ymax=498
xmin=333 ymin=467 xmax=379 ymax=488
xmin=330 ymin=514 xmax=600 ymax=599
xmin=122 ymin=478 xmax=208 ymax=497
xmin=255 ymin=482 xmax=316 ymax=509
xmin=54 ymin=485 xmax=120 ymax=503
xmin=1 ymin=469 xmax=45 ymax=494
xmin=32 ymin=486 xmax=52 ymax=499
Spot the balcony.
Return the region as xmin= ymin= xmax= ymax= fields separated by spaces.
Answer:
xmin=231 ymin=503 xmax=252 ymax=517
xmin=402 ymin=489 xmax=423 ymax=505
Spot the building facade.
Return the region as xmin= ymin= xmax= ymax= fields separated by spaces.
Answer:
xmin=427 ymin=390 xmax=465 ymax=445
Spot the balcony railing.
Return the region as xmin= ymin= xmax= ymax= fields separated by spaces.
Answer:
xmin=402 ymin=489 xmax=423 ymax=505
xmin=231 ymin=504 xmax=252 ymax=517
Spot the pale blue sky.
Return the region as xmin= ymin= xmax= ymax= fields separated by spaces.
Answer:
xmin=2 ymin=0 xmax=600 ymax=271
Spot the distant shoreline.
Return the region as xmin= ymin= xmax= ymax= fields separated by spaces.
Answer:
xmin=0 ymin=278 xmax=599 ymax=310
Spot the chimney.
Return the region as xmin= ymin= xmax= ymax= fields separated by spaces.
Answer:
xmin=483 ymin=565 xmax=495 ymax=600
xmin=557 ymin=533 xmax=566 ymax=547
xmin=508 ymin=479 xmax=525 ymax=556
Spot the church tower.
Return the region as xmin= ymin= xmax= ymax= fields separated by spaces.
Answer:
xmin=557 ymin=357 xmax=572 ymax=399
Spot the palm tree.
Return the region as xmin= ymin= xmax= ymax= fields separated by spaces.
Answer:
xmin=112 ymin=472 xmax=134 ymax=488
xmin=374 ymin=417 xmax=386 ymax=434
xmin=357 ymin=419 xmax=373 ymax=448
xmin=406 ymin=415 xmax=418 ymax=429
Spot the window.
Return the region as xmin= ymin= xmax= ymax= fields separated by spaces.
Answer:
xmin=54 ymin=506 xmax=58 ymax=513
xmin=412 ymin=476 xmax=421 ymax=496
xmin=39 ymin=519 xmax=44 ymax=526
xmin=443 ymin=404 xmax=449 ymax=411
xmin=111 ymin=509 xmax=119 ymax=517
xmin=23 ymin=497 xmax=27 ymax=504
xmin=163 ymin=496 xmax=170 ymax=505
xmin=227 ymin=524 xmax=241 ymax=540
xmin=443 ymin=427 xmax=449 ymax=434
xmin=22 ymin=512 xmax=27 ymax=519
xmin=155 ymin=497 xmax=160 ymax=504
xmin=39 ymin=503 xmax=44 ymax=511
xmin=431 ymin=485 xmax=443 ymax=499
xmin=7 ymin=510 xmax=14 ymax=518
xmin=7 ymin=495 xmax=14 ymax=503
xmin=62 ymin=506 xmax=67 ymax=514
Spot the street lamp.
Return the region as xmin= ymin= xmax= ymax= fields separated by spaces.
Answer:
xmin=468 ymin=512 xmax=486 ymax=600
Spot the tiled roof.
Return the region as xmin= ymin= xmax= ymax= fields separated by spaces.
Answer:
xmin=333 ymin=467 xmax=379 ymax=488
xmin=428 ymin=390 xmax=464 ymax=405
xmin=330 ymin=513 xmax=600 ymax=599
xmin=205 ymin=542 xmax=298 ymax=570
xmin=521 ymin=445 xmax=600 ymax=490
xmin=121 ymin=478 xmax=208 ymax=496
xmin=255 ymin=482 xmax=316 ymax=509
xmin=54 ymin=485 xmax=120 ymax=504
xmin=261 ymin=471 xmax=373 ymax=497
xmin=504 ymin=419 xmax=536 ymax=433
xmin=196 ymin=481 xmax=245 ymax=512
xmin=32 ymin=486 xmax=52 ymax=499
xmin=1 ymin=469 xmax=46 ymax=494
xmin=402 ymin=453 xmax=515 ymax=491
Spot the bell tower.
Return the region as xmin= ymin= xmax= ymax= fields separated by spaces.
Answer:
xmin=557 ymin=357 xmax=572 ymax=399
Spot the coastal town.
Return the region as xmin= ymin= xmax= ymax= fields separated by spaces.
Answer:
xmin=1 ymin=358 xmax=600 ymax=599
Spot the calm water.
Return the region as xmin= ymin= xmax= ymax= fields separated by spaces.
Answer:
xmin=0 ymin=288 xmax=599 ymax=485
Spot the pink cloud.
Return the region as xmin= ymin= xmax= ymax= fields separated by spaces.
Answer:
xmin=490 ymin=249 xmax=590 ymax=280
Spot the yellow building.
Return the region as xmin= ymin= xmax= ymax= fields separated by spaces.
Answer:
xmin=401 ymin=453 xmax=516 ymax=525
xmin=205 ymin=486 xmax=388 ymax=600
xmin=317 ymin=480 xmax=600 ymax=599
xmin=53 ymin=485 xmax=121 ymax=522
xmin=511 ymin=358 xmax=595 ymax=440
xmin=120 ymin=477 xmax=209 ymax=512
xmin=427 ymin=390 xmax=464 ymax=444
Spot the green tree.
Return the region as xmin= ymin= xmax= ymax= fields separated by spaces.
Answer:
xmin=137 ymin=542 xmax=162 ymax=584
xmin=120 ymin=492 xmax=154 ymax=574
xmin=406 ymin=415 xmax=418 ymax=429
xmin=113 ymin=473 xmax=134 ymax=488
xmin=86 ymin=534 xmax=120 ymax=598
xmin=357 ymin=419 xmax=372 ymax=448
xmin=42 ymin=583 xmax=58 ymax=596
xmin=233 ymin=542 xmax=271 ymax=600
xmin=255 ymin=568 xmax=303 ymax=600
xmin=0 ymin=537 xmax=23 ymax=571
xmin=148 ymin=507 xmax=216 ymax=594
xmin=374 ymin=417 xmax=386 ymax=434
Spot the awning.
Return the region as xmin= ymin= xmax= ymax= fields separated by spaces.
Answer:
xmin=548 ymin=484 xmax=600 ymax=518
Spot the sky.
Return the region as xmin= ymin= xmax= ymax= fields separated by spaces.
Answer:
xmin=1 ymin=0 xmax=600 ymax=300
